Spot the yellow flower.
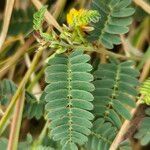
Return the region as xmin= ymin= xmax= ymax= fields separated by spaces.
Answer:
xmin=67 ymin=8 xmax=79 ymax=26
xmin=67 ymin=8 xmax=100 ymax=31
xmin=67 ymin=8 xmax=91 ymax=27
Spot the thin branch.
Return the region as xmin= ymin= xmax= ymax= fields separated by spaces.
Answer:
xmin=24 ymin=53 xmax=41 ymax=100
xmin=120 ymin=35 xmax=130 ymax=57
xmin=0 ymin=0 xmax=16 ymax=51
xmin=7 ymin=90 xmax=25 ymax=150
xmin=37 ymin=121 xmax=49 ymax=145
xmin=78 ymin=45 xmax=142 ymax=61
xmin=30 ymin=0 xmax=62 ymax=32
xmin=97 ymin=48 xmax=141 ymax=61
xmin=133 ymin=0 xmax=150 ymax=14
xmin=109 ymin=100 xmax=142 ymax=150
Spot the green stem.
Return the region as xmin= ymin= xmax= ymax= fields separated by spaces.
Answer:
xmin=75 ymin=45 xmax=142 ymax=61
xmin=0 ymin=46 xmax=45 ymax=135
xmin=27 ymin=66 xmax=46 ymax=91
xmin=96 ymin=48 xmax=141 ymax=61
xmin=38 ymin=121 xmax=49 ymax=144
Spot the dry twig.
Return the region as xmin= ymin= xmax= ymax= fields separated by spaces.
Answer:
xmin=7 ymin=90 xmax=25 ymax=150
xmin=133 ymin=0 xmax=150 ymax=14
xmin=0 ymin=0 xmax=16 ymax=51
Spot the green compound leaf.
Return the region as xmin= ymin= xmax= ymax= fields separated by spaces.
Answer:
xmin=93 ymin=59 xmax=139 ymax=125
xmin=44 ymin=50 xmax=95 ymax=149
xmin=88 ymin=58 xmax=139 ymax=150
xmin=33 ymin=6 xmax=47 ymax=31
xmin=88 ymin=0 xmax=135 ymax=49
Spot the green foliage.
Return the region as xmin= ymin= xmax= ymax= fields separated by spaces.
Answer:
xmin=93 ymin=59 xmax=139 ymax=125
xmin=87 ymin=59 xmax=139 ymax=150
xmin=42 ymin=135 xmax=60 ymax=149
xmin=88 ymin=0 xmax=135 ymax=49
xmin=93 ymin=60 xmax=139 ymax=125
xmin=33 ymin=6 xmax=54 ymax=42
xmin=32 ymin=7 xmax=99 ymax=56
xmin=140 ymin=78 xmax=150 ymax=105
xmin=85 ymin=59 xmax=139 ymax=150
xmin=0 ymin=79 xmax=17 ymax=105
xmin=23 ymin=91 xmax=46 ymax=120
xmin=134 ymin=108 xmax=150 ymax=146
xmin=44 ymin=50 xmax=95 ymax=149
xmin=0 ymin=134 xmax=55 ymax=150
xmin=76 ymin=10 xmax=100 ymax=26
xmin=87 ymin=118 xmax=117 ymax=150
xmin=32 ymin=6 xmax=73 ymax=54
xmin=33 ymin=6 xmax=47 ymax=31
xmin=0 ymin=137 xmax=31 ymax=150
